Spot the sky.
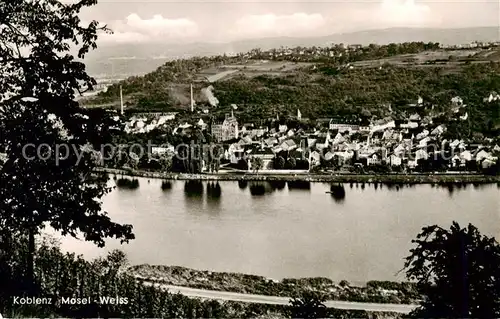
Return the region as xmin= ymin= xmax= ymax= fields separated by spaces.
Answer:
xmin=76 ymin=0 xmax=500 ymax=44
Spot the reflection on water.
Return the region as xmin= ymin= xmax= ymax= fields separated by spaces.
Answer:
xmin=207 ymin=182 xmax=222 ymax=199
xmin=57 ymin=178 xmax=499 ymax=283
xmin=184 ymin=180 xmax=203 ymax=197
xmin=249 ymin=183 xmax=267 ymax=196
xmin=116 ymin=177 xmax=140 ymax=189
xmin=161 ymin=180 xmax=172 ymax=190
xmin=269 ymin=180 xmax=286 ymax=191
xmin=330 ymin=184 xmax=346 ymax=203
xmin=287 ymin=180 xmax=311 ymax=190
xmin=238 ymin=180 xmax=248 ymax=190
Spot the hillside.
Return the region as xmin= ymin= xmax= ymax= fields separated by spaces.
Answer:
xmin=85 ymin=43 xmax=500 ymax=138
xmin=85 ymin=27 xmax=500 ymax=78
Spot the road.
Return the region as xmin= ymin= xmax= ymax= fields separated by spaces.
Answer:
xmin=144 ymin=283 xmax=418 ymax=314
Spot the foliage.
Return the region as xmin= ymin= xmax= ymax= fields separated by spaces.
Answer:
xmin=236 ymin=158 xmax=249 ymax=171
xmin=404 ymin=222 xmax=500 ymax=318
xmin=250 ymin=156 xmax=264 ymax=173
xmin=289 ymin=290 xmax=327 ymax=319
xmin=0 ymin=0 xmax=134 ymax=292
xmin=0 ymin=236 xmax=230 ymax=318
xmin=159 ymin=155 xmax=173 ymax=172
xmin=286 ymin=158 xmax=297 ymax=169
xmin=275 ymin=156 xmax=286 ymax=169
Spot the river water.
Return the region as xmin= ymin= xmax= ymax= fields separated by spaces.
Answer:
xmin=55 ymin=177 xmax=499 ymax=284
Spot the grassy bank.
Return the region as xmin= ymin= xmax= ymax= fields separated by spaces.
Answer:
xmin=0 ymin=237 xmax=403 ymax=318
xmin=96 ymin=167 xmax=500 ymax=184
xmin=128 ymin=265 xmax=421 ymax=305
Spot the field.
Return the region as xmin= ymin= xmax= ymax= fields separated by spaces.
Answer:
xmin=196 ymin=61 xmax=314 ymax=82
xmin=194 ymin=49 xmax=500 ymax=81
xmin=349 ymin=48 xmax=500 ymax=69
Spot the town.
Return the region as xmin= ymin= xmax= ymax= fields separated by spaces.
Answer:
xmin=106 ymin=89 xmax=500 ymax=176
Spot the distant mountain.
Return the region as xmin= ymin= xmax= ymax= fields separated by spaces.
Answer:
xmin=85 ymin=27 xmax=500 ymax=78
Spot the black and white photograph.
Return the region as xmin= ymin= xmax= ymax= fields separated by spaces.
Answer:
xmin=0 ymin=0 xmax=499 ymax=318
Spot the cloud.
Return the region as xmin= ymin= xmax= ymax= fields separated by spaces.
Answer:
xmin=373 ymin=0 xmax=441 ymax=28
xmin=231 ymin=13 xmax=326 ymax=39
xmin=100 ymin=13 xmax=200 ymax=43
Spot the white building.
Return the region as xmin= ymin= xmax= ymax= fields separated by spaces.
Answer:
xmin=211 ymin=113 xmax=239 ymax=142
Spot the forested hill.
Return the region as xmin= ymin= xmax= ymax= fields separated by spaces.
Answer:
xmin=86 ymin=42 xmax=500 ymax=138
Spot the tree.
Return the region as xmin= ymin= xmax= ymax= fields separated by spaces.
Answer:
xmin=286 ymin=157 xmax=297 ymax=169
xmin=404 ymin=222 xmax=500 ymax=318
xmin=250 ymin=156 xmax=264 ymax=173
xmin=128 ymin=152 xmax=140 ymax=170
xmin=236 ymin=158 xmax=249 ymax=171
xmin=289 ymin=291 xmax=327 ymax=319
xmin=159 ymin=155 xmax=173 ymax=172
xmin=275 ymin=156 xmax=286 ymax=169
xmin=0 ymin=0 xmax=134 ymax=293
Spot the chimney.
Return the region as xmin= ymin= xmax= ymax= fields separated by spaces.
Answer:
xmin=190 ymin=83 xmax=194 ymax=112
xmin=120 ymin=85 xmax=124 ymax=115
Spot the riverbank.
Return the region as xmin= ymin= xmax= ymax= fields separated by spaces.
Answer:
xmin=127 ymin=265 xmax=421 ymax=305
xmin=96 ymin=167 xmax=500 ymax=184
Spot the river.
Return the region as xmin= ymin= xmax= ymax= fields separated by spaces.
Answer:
xmin=54 ymin=177 xmax=499 ymax=284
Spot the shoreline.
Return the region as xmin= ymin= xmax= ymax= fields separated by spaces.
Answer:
xmin=96 ymin=167 xmax=500 ymax=184
xmin=127 ymin=264 xmax=421 ymax=306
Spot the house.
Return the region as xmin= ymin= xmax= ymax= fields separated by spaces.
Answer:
xmin=279 ymin=124 xmax=288 ymax=133
xmin=481 ymin=158 xmax=496 ymax=169
xmin=228 ymin=144 xmax=245 ymax=164
xmin=476 ymin=149 xmax=493 ymax=162
xmin=248 ymin=148 xmax=275 ymax=170
xmin=370 ymin=118 xmax=395 ymax=132
xmin=416 ymin=130 xmax=429 ymax=140
xmin=280 ymin=139 xmax=297 ymax=152
xmin=409 ymin=113 xmax=421 ymax=122
xmin=315 ymin=137 xmax=329 ymax=151
xmin=483 ymin=92 xmax=500 ymax=103
xmin=324 ymin=151 xmax=335 ymax=161
xmin=197 ymin=118 xmax=208 ymax=130
xmin=394 ymin=144 xmax=407 ymax=156
xmin=450 ymin=139 xmax=461 ymax=149
xmin=238 ymin=136 xmax=253 ymax=146
xmin=264 ymin=137 xmax=278 ymax=147
xmin=251 ymin=127 xmax=268 ymax=137
xmin=151 ymin=145 xmax=174 ymax=155
xmin=369 ymin=131 xmax=384 ymax=145
xmin=389 ymin=154 xmax=402 ymax=166
xmin=329 ymin=118 xmax=360 ymax=132
xmin=451 ymin=154 xmax=462 ymax=167
xmin=211 ymin=113 xmax=239 ymax=142
xmin=400 ymin=121 xmax=419 ymax=129
xmin=415 ymin=149 xmax=429 ymax=161
xmin=333 ymin=150 xmax=353 ymax=162
xmin=418 ymin=137 xmax=431 ymax=148
xmin=382 ymin=130 xmax=393 ymax=140
xmin=431 ymin=125 xmax=446 ymax=136
xmin=408 ymin=96 xmax=424 ymax=107
xmin=408 ymin=158 xmax=417 ymax=169
xmin=348 ymin=44 xmax=363 ymax=50
xmin=367 ymin=153 xmax=382 ymax=166
xmin=310 ymin=151 xmax=321 ymax=167
xmin=460 ymin=150 xmax=473 ymax=162
xmin=332 ymin=132 xmax=346 ymax=145
xmin=451 ymin=96 xmax=464 ymax=106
